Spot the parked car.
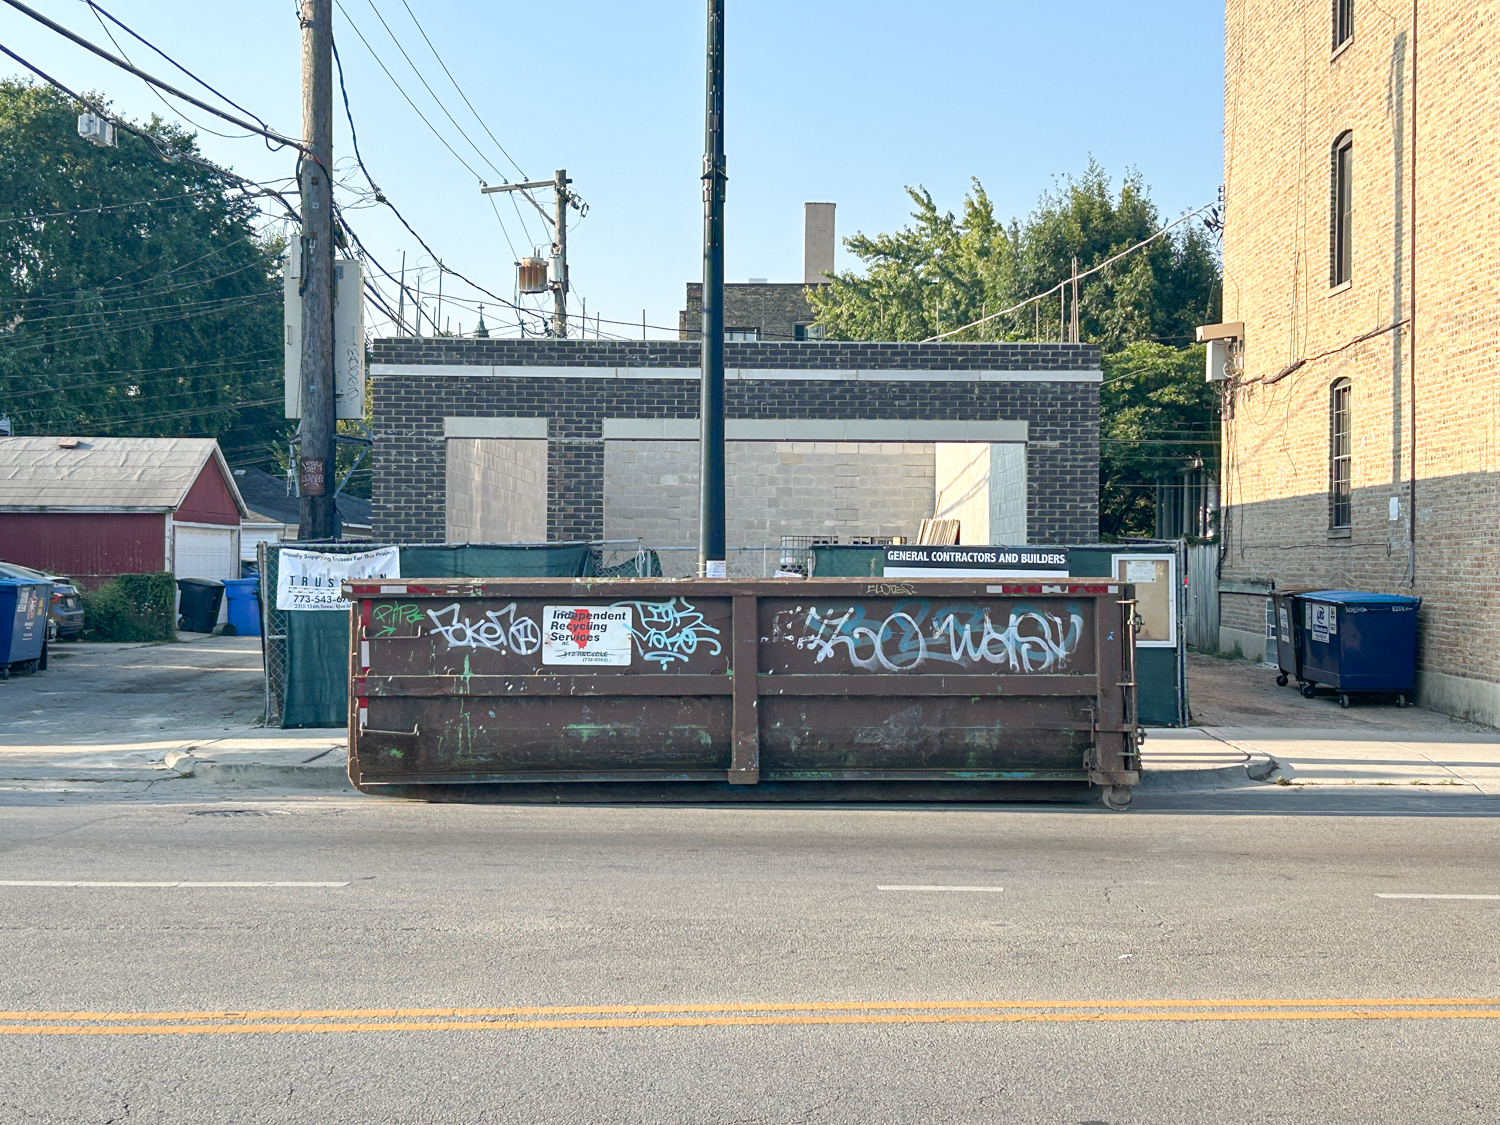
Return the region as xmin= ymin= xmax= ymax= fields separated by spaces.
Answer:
xmin=0 ymin=561 xmax=85 ymax=640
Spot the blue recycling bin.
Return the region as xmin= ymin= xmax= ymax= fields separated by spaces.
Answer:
xmin=0 ymin=577 xmax=50 ymax=677
xmin=221 ymin=577 xmax=262 ymax=637
xmin=1299 ymin=590 xmax=1420 ymax=707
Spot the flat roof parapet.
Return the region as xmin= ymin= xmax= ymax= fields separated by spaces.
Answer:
xmin=369 ymin=338 xmax=1101 ymax=373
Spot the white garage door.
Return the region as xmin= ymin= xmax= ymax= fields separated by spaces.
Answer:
xmin=173 ymin=525 xmax=237 ymax=580
xmin=173 ymin=524 xmax=238 ymax=625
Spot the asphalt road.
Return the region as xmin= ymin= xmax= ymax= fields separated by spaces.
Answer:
xmin=3 ymin=788 xmax=1500 ymax=1123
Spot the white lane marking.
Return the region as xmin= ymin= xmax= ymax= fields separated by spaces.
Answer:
xmin=877 ymin=885 xmax=1004 ymax=893
xmin=1376 ymin=893 xmax=1500 ymax=900
xmin=0 ymin=881 xmax=350 ymax=888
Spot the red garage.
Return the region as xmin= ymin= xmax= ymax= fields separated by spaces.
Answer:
xmin=0 ymin=436 xmax=249 ymax=590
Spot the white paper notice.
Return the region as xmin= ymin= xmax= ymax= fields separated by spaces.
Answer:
xmin=275 ymin=547 xmax=400 ymax=611
xmin=542 ymin=606 xmax=633 ymax=666
xmin=1125 ymin=560 xmax=1159 ymax=584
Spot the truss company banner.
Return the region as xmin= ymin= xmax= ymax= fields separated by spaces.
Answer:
xmin=275 ymin=546 xmax=401 ymax=611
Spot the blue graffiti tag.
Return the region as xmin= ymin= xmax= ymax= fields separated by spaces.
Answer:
xmin=609 ymin=597 xmax=723 ymax=669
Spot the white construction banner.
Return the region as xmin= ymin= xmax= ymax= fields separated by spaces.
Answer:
xmin=276 ymin=547 xmax=400 ymax=611
xmin=542 ymin=606 xmax=633 ymax=666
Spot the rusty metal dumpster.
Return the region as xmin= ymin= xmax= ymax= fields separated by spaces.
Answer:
xmin=344 ymin=578 xmax=1142 ymax=807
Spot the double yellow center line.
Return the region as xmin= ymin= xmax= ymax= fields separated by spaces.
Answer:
xmin=3 ymin=998 xmax=1499 ymax=1037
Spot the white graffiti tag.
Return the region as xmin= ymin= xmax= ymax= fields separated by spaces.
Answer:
xmin=426 ymin=602 xmax=541 ymax=654
xmin=796 ymin=602 xmax=1085 ymax=674
xmin=610 ymin=597 xmax=722 ymax=669
xmin=798 ymin=607 xmax=927 ymax=672
xmin=931 ymin=610 xmax=1084 ymax=673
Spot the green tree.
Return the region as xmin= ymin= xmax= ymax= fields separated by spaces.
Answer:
xmin=806 ymin=163 xmax=1222 ymax=539
xmin=0 ymin=80 xmax=288 ymax=468
xmin=1100 ymin=343 xmax=1218 ymax=540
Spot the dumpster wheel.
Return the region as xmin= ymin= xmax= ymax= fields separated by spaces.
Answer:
xmin=1276 ymin=674 xmax=1288 ymax=687
xmin=1101 ymin=785 xmax=1133 ymax=812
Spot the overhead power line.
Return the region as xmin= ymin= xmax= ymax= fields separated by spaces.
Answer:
xmin=85 ymin=4 xmax=252 ymax=141
xmin=0 ymin=0 xmax=303 ymax=149
xmin=923 ymin=202 xmax=1218 ymax=343
xmin=332 ymin=4 xmax=483 ymax=180
xmin=395 ymin=0 xmax=525 ymax=180
xmin=0 ymin=190 xmax=211 ymax=225
xmin=0 ymin=43 xmax=303 ymax=223
xmin=81 ymin=0 xmax=274 ymax=132
xmin=358 ymin=0 xmax=505 ymax=183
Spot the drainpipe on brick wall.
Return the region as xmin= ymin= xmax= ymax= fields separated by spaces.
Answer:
xmin=1407 ymin=0 xmax=1418 ymax=588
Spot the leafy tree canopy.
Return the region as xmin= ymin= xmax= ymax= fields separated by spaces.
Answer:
xmin=1100 ymin=342 xmax=1218 ymax=541
xmin=806 ymin=161 xmax=1222 ymax=539
xmin=0 ymin=79 xmax=288 ymax=470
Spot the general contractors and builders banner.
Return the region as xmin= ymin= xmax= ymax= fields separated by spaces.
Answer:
xmin=275 ymin=546 xmax=401 ymax=611
xmin=883 ymin=546 xmax=1070 ymax=579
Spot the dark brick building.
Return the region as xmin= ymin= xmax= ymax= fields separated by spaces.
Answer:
xmin=677 ymin=282 xmax=824 ymax=341
xmin=368 ymin=339 xmax=1101 ymax=549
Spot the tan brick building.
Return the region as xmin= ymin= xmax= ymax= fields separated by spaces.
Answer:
xmin=1216 ymin=1 xmax=1500 ymax=721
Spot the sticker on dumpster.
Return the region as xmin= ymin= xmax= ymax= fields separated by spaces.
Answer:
xmin=542 ymin=606 xmax=633 ymax=666
xmin=1308 ymin=603 xmax=1336 ymax=644
xmin=276 ymin=546 xmax=400 ymax=611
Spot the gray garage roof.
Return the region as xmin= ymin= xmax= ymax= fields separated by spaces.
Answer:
xmin=0 ymin=436 xmax=248 ymax=516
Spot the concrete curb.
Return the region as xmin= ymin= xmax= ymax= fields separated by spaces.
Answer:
xmin=163 ymin=751 xmax=352 ymax=791
xmin=1138 ymin=753 xmax=1279 ymax=792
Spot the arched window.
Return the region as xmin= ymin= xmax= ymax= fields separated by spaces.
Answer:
xmin=1331 ymin=132 xmax=1354 ymax=286
xmin=1329 ymin=379 xmax=1352 ymax=529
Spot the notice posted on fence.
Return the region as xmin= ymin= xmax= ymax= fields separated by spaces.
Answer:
xmin=276 ymin=547 xmax=400 ymax=612
xmin=542 ymin=606 xmax=633 ymax=666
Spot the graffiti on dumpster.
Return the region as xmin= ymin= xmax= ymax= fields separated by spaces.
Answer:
xmin=793 ymin=600 xmax=1085 ymax=673
xmin=609 ymin=597 xmax=722 ymax=669
xmin=426 ymin=601 xmax=542 ymax=654
xmin=370 ymin=602 xmax=424 ymax=638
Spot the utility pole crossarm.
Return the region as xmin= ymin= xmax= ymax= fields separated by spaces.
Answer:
xmin=481 ymin=174 xmax=577 ymax=337
xmin=480 ymin=179 xmax=566 ymax=193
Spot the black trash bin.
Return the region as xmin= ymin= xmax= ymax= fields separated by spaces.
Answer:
xmin=176 ymin=578 xmax=225 ymax=634
xmin=1271 ymin=589 xmax=1310 ymax=688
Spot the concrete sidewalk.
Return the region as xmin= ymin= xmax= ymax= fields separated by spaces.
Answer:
xmin=1140 ymin=727 xmax=1500 ymax=793
xmin=5 ymin=634 xmax=1499 ymax=798
xmin=0 ymin=634 xmax=349 ymax=793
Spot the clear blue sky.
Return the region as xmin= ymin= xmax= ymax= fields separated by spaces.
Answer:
xmin=4 ymin=1 xmax=1225 ymax=340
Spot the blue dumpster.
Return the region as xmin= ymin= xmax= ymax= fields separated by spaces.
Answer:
xmin=0 ymin=577 xmax=50 ymax=678
xmin=222 ymin=577 xmax=261 ymax=637
xmin=1299 ymin=591 xmax=1420 ymax=708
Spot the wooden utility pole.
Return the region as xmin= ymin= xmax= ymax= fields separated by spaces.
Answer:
xmin=480 ymin=171 xmax=577 ymax=337
xmin=698 ymin=0 xmax=727 ymax=579
xmin=297 ymin=0 xmax=336 ymax=540
xmin=552 ymin=169 xmax=569 ymax=337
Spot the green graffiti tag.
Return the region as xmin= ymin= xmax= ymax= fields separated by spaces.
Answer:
xmin=371 ymin=602 xmax=424 ymax=638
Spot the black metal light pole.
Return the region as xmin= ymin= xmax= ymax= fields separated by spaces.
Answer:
xmin=698 ymin=0 xmax=727 ymax=579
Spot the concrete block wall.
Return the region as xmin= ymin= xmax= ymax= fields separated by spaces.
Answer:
xmin=368 ymin=339 xmax=1101 ymax=548
xmin=1220 ymin=6 xmax=1500 ymax=720
xmin=934 ymin=443 xmax=1028 ymax=544
xmin=604 ymin=439 xmax=935 ymax=551
xmin=444 ymin=437 xmax=547 ymax=543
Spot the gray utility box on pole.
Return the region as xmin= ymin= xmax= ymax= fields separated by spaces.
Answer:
xmin=284 ymin=251 xmax=366 ymax=420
